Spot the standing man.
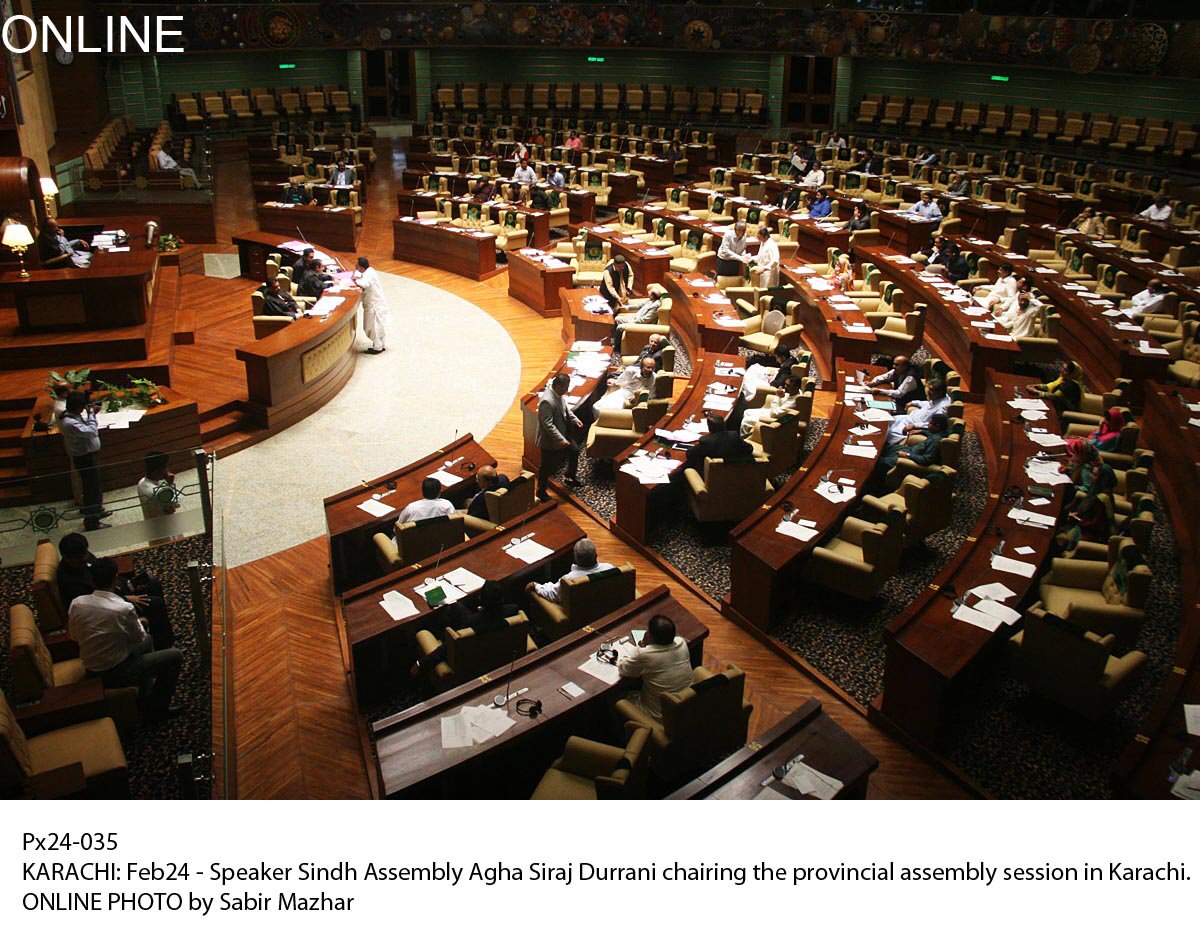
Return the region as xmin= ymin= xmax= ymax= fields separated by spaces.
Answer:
xmin=751 ymin=226 xmax=780 ymax=288
xmin=535 ymin=373 xmax=582 ymax=499
xmin=599 ymin=253 xmax=634 ymax=309
xmin=352 ymin=256 xmax=388 ymax=354
xmin=59 ymin=391 xmax=109 ymax=531
xmin=716 ymin=220 xmax=751 ymax=279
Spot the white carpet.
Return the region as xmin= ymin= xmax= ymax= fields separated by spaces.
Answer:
xmin=212 ymin=270 xmax=521 ymax=567
xmin=202 ymin=253 xmax=242 ymax=279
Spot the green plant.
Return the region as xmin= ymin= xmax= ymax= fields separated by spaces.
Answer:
xmin=157 ymin=233 xmax=182 ymax=252
xmin=46 ymin=368 xmax=91 ymax=397
xmin=93 ymin=375 xmax=167 ymax=411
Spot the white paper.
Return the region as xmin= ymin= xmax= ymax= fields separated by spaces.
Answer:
xmin=777 ymin=520 xmax=820 ymax=542
xmin=415 ymin=578 xmax=467 ymax=605
xmin=968 ymin=582 xmax=1017 ymax=602
xmin=505 ymin=537 xmax=555 ymax=564
xmin=953 ymin=603 xmax=1002 ymax=632
xmin=783 ymin=758 xmax=844 ymax=799
xmin=426 ymin=469 xmax=462 ymax=488
xmin=440 ymin=711 xmax=473 ymax=748
xmin=991 ymin=553 xmax=1038 ymax=577
xmin=841 ymin=445 xmax=877 ymax=459
xmin=816 ymin=481 xmax=856 ymax=504
xmin=1184 ymin=704 xmax=1200 ymax=737
xmin=1014 ymin=546 xmax=1036 ymax=556
xmin=578 ymin=655 xmax=622 ymax=686
xmin=443 ymin=567 xmax=486 ymax=594
xmin=357 ymin=498 xmax=394 ymax=518
xmin=379 ymin=590 xmax=419 ymax=622
xmin=560 ymin=681 xmax=585 ymax=699
xmin=975 ymin=599 xmax=1023 ymax=626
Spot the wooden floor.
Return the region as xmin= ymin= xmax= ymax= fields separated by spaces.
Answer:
xmin=219 ymin=138 xmax=971 ymax=800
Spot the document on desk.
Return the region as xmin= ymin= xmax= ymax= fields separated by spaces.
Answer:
xmin=1171 ymin=771 xmax=1200 ymax=800
xmin=620 ymin=455 xmax=675 ymax=486
xmin=856 ymin=408 xmax=892 ymax=423
xmin=463 ymin=704 xmax=516 ymax=740
xmin=848 ymin=423 xmax=880 ymax=437
xmin=310 ymin=296 xmax=345 ymax=316
xmin=578 ymin=655 xmax=622 ymax=686
xmin=754 ymin=786 xmax=791 ymax=801
xmin=703 ymin=393 xmax=736 ymax=412
xmin=357 ymin=497 xmax=394 ymax=518
xmin=572 ymin=340 xmax=605 ymax=352
xmin=1026 ymin=459 xmax=1069 ymax=486
xmin=1008 ymin=397 xmax=1048 ymax=410
xmin=440 ymin=711 xmax=474 ymax=749
xmin=1184 ymin=703 xmax=1200 ymax=737
xmin=816 ymin=481 xmax=856 ymax=504
xmin=968 ymin=582 xmax=1017 ymax=602
xmin=782 ymin=758 xmax=844 ymax=799
xmin=991 ymin=553 xmax=1039 ymax=577
xmin=776 ymin=520 xmax=820 ymax=542
xmin=426 ymin=469 xmax=461 ymax=488
xmin=1138 ymin=340 xmax=1170 ymax=355
xmin=975 ymin=599 xmax=1022 ymax=626
xmin=379 ymin=590 xmax=419 ymax=622
xmin=953 ymin=602 xmax=1003 ymax=632
xmin=842 ymin=442 xmax=877 ymax=458
xmin=504 ymin=536 xmax=555 ymax=564
xmin=442 ymin=567 xmax=486 ymax=594
xmin=415 ymin=578 xmax=467 ymax=606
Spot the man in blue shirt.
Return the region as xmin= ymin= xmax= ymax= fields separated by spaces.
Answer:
xmin=909 ymin=190 xmax=943 ymax=222
xmin=808 ymin=190 xmax=833 ymax=220
xmin=58 ymin=391 xmax=110 ymax=530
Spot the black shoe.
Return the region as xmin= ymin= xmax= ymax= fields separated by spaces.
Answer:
xmin=364 ymin=347 xmax=384 ymax=355
xmin=85 ymin=522 xmax=112 ymax=531
xmin=562 ymin=476 xmax=583 ymax=487
xmin=97 ymin=509 xmax=113 ymax=519
xmin=147 ymin=704 xmax=185 ymax=724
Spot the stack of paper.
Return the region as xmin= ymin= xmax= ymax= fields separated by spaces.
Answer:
xmin=571 ymin=339 xmax=605 ymax=352
xmin=777 ymin=519 xmax=820 ymax=542
xmin=1026 ymin=458 xmax=1069 ymax=486
xmin=703 ymin=393 xmax=736 ymax=412
xmin=357 ymin=498 xmax=394 ymax=518
xmin=442 ymin=567 xmax=486 ymax=595
xmin=991 ymin=552 xmax=1039 ymax=576
xmin=782 ymin=757 xmax=843 ymax=799
xmin=503 ymin=536 xmax=555 ymax=564
xmin=379 ymin=590 xmax=419 ymax=622
xmin=1138 ymin=340 xmax=1169 ymax=356
xmin=440 ymin=704 xmax=518 ymax=749
xmin=856 ymin=407 xmax=892 ymax=424
xmin=620 ymin=452 xmax=676 ymax=485
xmin=415 ymin=577 xmax=467 ymax=606
xmin=842 ymin=440 xmax=877 ymax=458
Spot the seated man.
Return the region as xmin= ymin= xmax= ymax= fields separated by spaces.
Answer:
xmin=634 ymin=333 xmax=669 ymax=372
xmin=977 ymin=262 xmax=1018 ymax=311
xmin=995 ymin=288 xmax=1045 ymax=338
xmin=526 ymin=538 xmax=612 ymax=605
xmin=946 ymin=173 xmax=971 ymax=197
xmin=297 ymin=258 xmax=332 ymax=300
xmin=908 ymin=190 xmax=943 ymax=222
xmin=743 ymin=344 xmax=800 ymax=400
xmin=802 ymin=161 xmax=826 ymax=187
xmin=474 ymin=178 xmax=497 ymax=202
xmin=595 ymin=356 xmax=657 ymax=413
xmin=774 ymin=187 xmax=802 ymax=212
xmin=157 ymin=144 xmax=198 ymax=185
xmin=68 ymin=557 xmax=184 ymax=722
xmin=545 ymin=164 xmax=566 ymax=188
xmin=38 ymin=219 xmax=92 ymax=268
xmin=616 ymin=614 xmax=693 ymax=720
xmin=410 ymin=581 xmax=518 ymax=677
xmin=466 ymin=465 xmax=511 ymax=521
xmin=885 ymin=379 xmax=948 ymax=445
xmin=867 ymin=355 xmax=925 ymax=408
xmin=397 ymin=477 xmax=456 ymax=524
xmin=292 ymin=247 xmax=315 ymax=283
xmin=807 ymin=189 xmax=833 ymax=220
xmin=1070 ymin=207 xmax=1106 ymax=237
xmin=740 ymin=375 xmax=802 ymax=439
xmin=870 ymin=412 xmax=951 ymax=492
xmin=1140 ymin=195 xmax=1172 ymax=223
xmin=613 ymin=287 xmax=664 ymax=344
xmin=261 ymin=278 xmax=301 ymax=318
xmin=682 ymin=414 xmax=753 ymax=478
xmin=282 ymin=182 xmax=315 ymax=206
xmin=1127 ymin=278 xmax=1167 ymax=318
xmin=137 ymin=450 xmax=178 ymax=520
xmin=57 ymin=532 xmax=173 ymax=649
xmin=329 ymin=160 xmax=356 ymax=187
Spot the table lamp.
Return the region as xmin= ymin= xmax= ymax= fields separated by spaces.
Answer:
xmin=40 ymin=177 xmax=59 ymax=217
xmin=2 ymin=222 xmax=34 ymax=278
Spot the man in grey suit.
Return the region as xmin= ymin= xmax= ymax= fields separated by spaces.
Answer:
xmin=536 ymin=373 xmax=582 ymax=499
xmin=329 ymin=160 xmax=357 ymax=187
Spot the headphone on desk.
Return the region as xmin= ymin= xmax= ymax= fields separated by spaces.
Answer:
xmin=515 ymin=698 xmax=542 ymax=719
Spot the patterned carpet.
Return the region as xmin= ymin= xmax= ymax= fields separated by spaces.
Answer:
xmin=0 ymin=535 xmax=213 ymax=799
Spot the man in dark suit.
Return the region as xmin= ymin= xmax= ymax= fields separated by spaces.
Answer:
xmin=298 ymin=259 xmax=332 ymax=300
xmin=38 ymin=219 xmax=92 ymax=268
xmin=261 ymin=279 xmax=300 ymax=318
xmin=329 ymin=160 xmax=356 ymax=187
xmin=410 ymin=581 xmax=518 ymax=677
xmin=535 ymin=373 xmax=583 ymax=499
xmin=56 ymin=532 xmax=174 ymax=649
xmin=467 ymin=465 xmax=512 ymax=521
xmin=681 ymin=414 xmax=753 ymax=479
xmin=292 ymin=247 xmax=315 ymax=283
xmin=775 ymin=186 xmax=802 ymax=211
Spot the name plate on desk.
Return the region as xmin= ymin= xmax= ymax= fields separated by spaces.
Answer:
xmin=302 ymin=320 xmax=355 ymax=383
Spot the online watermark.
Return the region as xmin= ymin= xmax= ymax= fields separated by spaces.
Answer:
xmin=2 ymin=15 xmax=185 ymax=54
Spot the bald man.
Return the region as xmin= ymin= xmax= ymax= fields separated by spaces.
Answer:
xmin=467 ymin=465 xmax=511 ymax=521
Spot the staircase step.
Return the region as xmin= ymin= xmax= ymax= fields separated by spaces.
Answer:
xmin=200 ymin=410 xmax=244 ymax=443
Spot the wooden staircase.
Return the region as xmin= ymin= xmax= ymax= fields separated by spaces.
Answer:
xmin=0 ymin=396 xmax=37 ymax=507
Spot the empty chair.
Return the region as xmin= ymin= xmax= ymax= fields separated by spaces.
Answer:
xmin=531 ymin=725 xmax=651 ymax=800
xmin=683 ymin=455 xmax=772 ymax=524
xmin=569 ymin=240 xmax=610 ymax=286
xmin=255 ymin=93 xmax=279 ymax=119
xmin=862 ymin=468 xmax=957 ymax=545
xmin=803 ymin=508 xmax=906 ymax=600
xmin=586 ymin=394 xmax=671 ymax=463
xmin=667 ymin=231 xmax=715 ymax=274
xmin=1034 ymin=536 xmax=1150 ymax=645
xmin=413 ymin=611 xmax=534 ymax=693
xmin=463 ymin=472 xmax=538 ymax=536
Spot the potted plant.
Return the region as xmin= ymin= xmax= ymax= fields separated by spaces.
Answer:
xmin=157 ymin=233 xmax=183 ymax=253
xmin=94 ymin=375 xmax=167 ymax=412
xmin=45 ymin=368 xmax=91 ymax=398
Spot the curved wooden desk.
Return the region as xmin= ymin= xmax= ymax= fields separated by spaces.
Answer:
xmin=392 ymin=217 xmax=500 ymax=281
xmin=519 ymin=342 xmax=612 ymax=474
xmin=782 ymin=262 xmax=877 ymax=382
xmin=662 ymin=270 xmax=746 ymax=360
xmin=234 ymin=291 xmax=361 ymax=432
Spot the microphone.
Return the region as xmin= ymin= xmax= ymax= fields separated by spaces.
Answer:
xmin=494 ymin=650 xmax=518 ymax=708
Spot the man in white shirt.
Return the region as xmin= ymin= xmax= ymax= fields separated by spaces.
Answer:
xmin=617 ymin=614 xmax=693 ymax=720
xmin=136 ymin=451 xmax=178 ymax=520
xmin=995 ymin=289 xmax=1045 ymax=338
xmin=352 ymin=256 xmax=389 ymax=353
xmin=716 ymin=220 xmax=751 ymax=278
xmin=909 ymin=190 xmax=943 ymax=221
xmin=886 ymin=379 xmax=949 ymax=444
xmin=802 ymin=161 xmax=826 ymax=187
xmin=740 ymin=375 xmax=803 ymax=438
xmin=527 ymin=538 xmax=613 ymax=604
xmin=596 ymin=356 xmax=657 ymax=412
xmin=156 ymin=145 xmax=198 ymax=185
xmin=828 ymin=132 xmax=848 ymax=150
xmin=1127 ymin=278 xmax=1167 ymax=318
xmin=751 ymin=226 xmax=780 ymax=288
xmin=977 ymin=263 xmax=1019 ymax=311
xmin=68 ymin=557 xmax=183 ymax=720
xmin=396 ymin=478 xmax=456 ymax=525
xmin=513 ymin=159 xmax=538 ymax=192
xmin=1139 ymin=196 xmax=1173 ymax=223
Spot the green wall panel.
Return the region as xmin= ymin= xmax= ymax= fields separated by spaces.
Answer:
xmin=849 ymin=59 xmax=1200 ymax=124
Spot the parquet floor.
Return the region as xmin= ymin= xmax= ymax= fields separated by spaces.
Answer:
xmin=220 ymin=137 xmax=972 ymax=800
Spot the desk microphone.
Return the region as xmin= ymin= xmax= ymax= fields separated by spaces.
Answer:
xmin=494 ymin=650 xmax=518 ymax=707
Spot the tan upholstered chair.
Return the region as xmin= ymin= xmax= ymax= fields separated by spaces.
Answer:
xmin=487 ymin=209 xmax=529 ymax=251
xmin=748 ymin=406 xmax=807 ymax=475
xmin=1034 ymin=537 xmax=1150 ymax=644
xmin=886 ymin=418 xmax=964 ymax=488
xmin=570 ymin=240 xmax=610 ymax=286
xmin=531 ymin=724 xmax=651 ymax=799
xmin=8 ymin=604 xmax=86 ymax=704
xmin=804 ymin=509 xmax=906 ymax=600
xmin=463 ymin=472 xmax=538 ymax=536
xmin=684 ymin=455 xmax=772 ymax=523
xmin=372 ymin=512 xmax=468 ymax=574
xmin=0 ymin=690 xmax=129 ymax=798
xmin=586 ymin=397 xmax=670 ymax=462
xmin=413 ymin=612 xmax=535 ymax=693
xmin=1008 ymin=605 xmax=1147 ymax=719
xmin=1166 ymin=321 xmax=1200 ymax=387
xmin=32 ymin=541 xmax=67 ymax=635
xmin=525 ymin=563 xmax=637 ymax=642
xmin=862 ymin=467 xmax=957 ymax=546
xmin=739 ymin=299 xmax=805 ymax=356
xmin=667 ymin=231 xmax=714 ymax=274
xmin=615 ymin=665 xmax=753 ymax=785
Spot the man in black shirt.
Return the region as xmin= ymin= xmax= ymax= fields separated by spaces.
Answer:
xmin=298 ymin=259 xmax=332 ymax=300
xmin=466 ymin=466 xmax=512 ymax=521
xmin=56 ymin=532 xmax=174 ymax=649
xmin=410 ymin=581 xmax=518 ymax=677
xmin=681 ymin=414 xmax=753 ymax=478
xmin=262 ymin=279 xmax=300 ymax=318
xmin=292 ymin=247 xmax=315 ymax=283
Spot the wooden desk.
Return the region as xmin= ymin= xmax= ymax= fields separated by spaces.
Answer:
xmin=392 ymin=218 xmax=500 ymax=281
xmin=953 ymin=234 xmax=1170 ymax=398
xmin=670 ymin=701 xmax=879 ymax=799
xmin=1104 ymin=213 xmax=1200 ymax=264
xmin=871 ymin=372 xmax=1066 ymax=749
xmin=507 ymin=248 xmax=576 ymax=318
xmin=565 ymin=188 xmax=597 ymax=225
xmin=602 ymin=172 xmax=640 ymax=206
xmin=952 ymin=197 xmax=1012 ymax=244
xmin=661 ymin=270 xmax=745 ymax=359
xmin=520 ymin=345 xmax=612 ymax=473
xmin=560 ymin=287 xmax=614 ymax=346
xmin=1015 ymin=186 xmax=1083 ymax=226
xmin=370 ymin=586 xmax=708 ymax=797
xmin=631 ymin=155 xmax=677 ymax=192
xmin=577 ymin=223 xmax=671 ymax=293
xmin=231 ymin=229 xmax=350 ymax=282
xmin=612 ymin=350 xmax=743 ymax=544
xmin=861 ymin=247 xmax=1022 ymax=400
xmin=726 ymin=362 xmax=886 ymax=630
xmin=1116 ymin=384 xmax=1200 ymax=797
xmin=323 ymin=435 xmax=495 ymax=594
xmin=1 ymin=221 xmax=159 ymax=331
xmin=256 ymin=202 xmax=358 ymax=253
xmin=873 ymin=208 xmax=942 ymax=256
xmin=781 ymin=261 xmax=877 ymax=381
xmin=343 ymin=502 xmax=586 ymax=696
xmin=234 ymin=288 xmax=361 ymax=431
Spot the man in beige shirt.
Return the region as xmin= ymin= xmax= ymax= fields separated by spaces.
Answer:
xmin=617 ymin=614 xmax=692 ymax=719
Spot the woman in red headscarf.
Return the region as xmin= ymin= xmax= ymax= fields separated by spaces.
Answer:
xmin=1089 ymin=407 xmax=1127 ymax=453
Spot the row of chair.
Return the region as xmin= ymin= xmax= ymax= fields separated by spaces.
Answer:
xmin=434 ymin=82 xmax=765 ymax=122
xmin=174 ymin=87 xmax=354 ymax=128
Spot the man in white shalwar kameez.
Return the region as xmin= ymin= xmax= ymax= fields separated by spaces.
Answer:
xmin=595 ymin=357 xmax=657 ymax=413
xmin=352 ymin=257 xmax=389 ymax=353
xmin=751 ymin=226 xmax=780 ymax=288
